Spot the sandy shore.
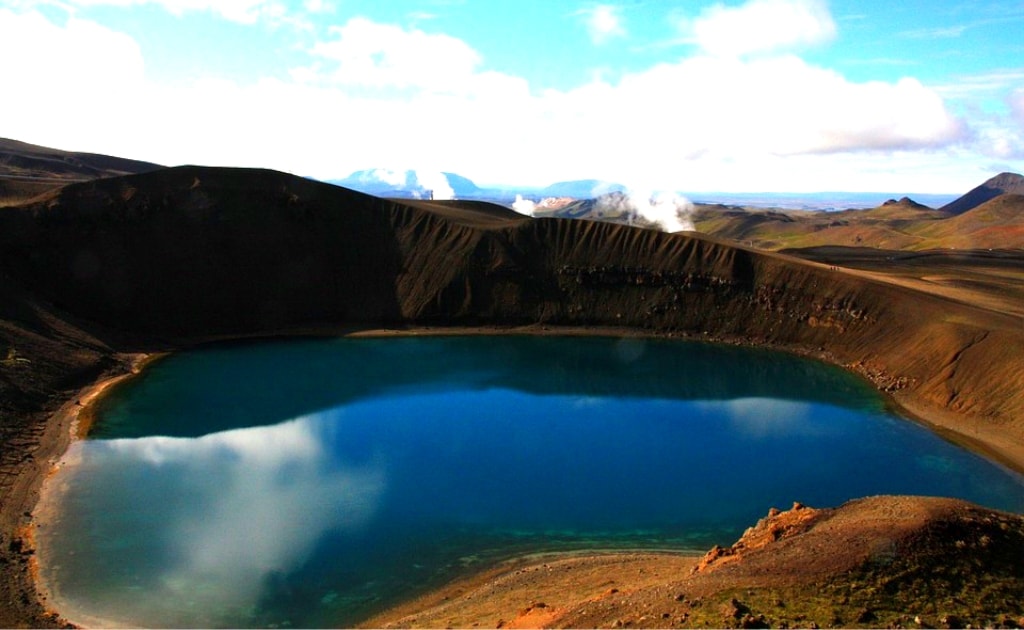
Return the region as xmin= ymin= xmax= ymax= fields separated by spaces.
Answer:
xmin=24 ymin=354 xmax=154 ymax=627
xmin=893 ymin=393 xmax=1024 ymax=478
xmin=358 ymin=551 xmax=704 ymax=629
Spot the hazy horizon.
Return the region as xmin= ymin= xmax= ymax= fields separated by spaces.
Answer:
xmin=324 ymin=166 xmax=963 ymax=209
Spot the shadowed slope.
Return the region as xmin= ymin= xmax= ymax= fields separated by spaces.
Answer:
xmin=941 ymin=172 xmax=1024 ymax=216
xmin=0 ymin=138 xmax=163 ymax=206
xmin=391 ymin=198 xmax=529 ymax=228
xmin=0 ymin=138 xmax=162 ymax=181
xmin=0 ymin=167 xmax=407 ymax=333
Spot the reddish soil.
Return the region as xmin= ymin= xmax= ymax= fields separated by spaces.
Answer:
xmin=364 ymin=497 xmax=1024 ymax=629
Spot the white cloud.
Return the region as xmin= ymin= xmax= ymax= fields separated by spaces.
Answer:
xmin=305 ymin=17 xmax=496 ymax=95
xmin=969 ymin=96 xmax=1024 ymax=161
xmin=368 ymin=168 xmax=409 ymax=187
xmin=0 ymin=9 xmax=145 ymax=86
xmin=979 ymin=131 xmax=1024 ymax=160
xmin=312 ymin=18 xmax=476 ymax=84
xmin=169 ymin=0 xmax=282 ymax=23
xmin=530 ymin=54 xmax=964 ymax=166
xmin=0 ymin=8 xmax=146 ymax=152
xmin=303 ymin=0 xmax=331 ymax=13
xmin=933 ymin=69 xmax=1024 ymax=101
xmin=40 ymin=0 xmax=288 ymax=24
xmin=685 ymin=0 xmax=836 ymax=57
xmin=0 ymin=9 xmax=980 ymax=193
xmin=1012 ymin=88 xmax=1024 ymax=125
xmin=577 ymin=4 xmax=626 ymax=45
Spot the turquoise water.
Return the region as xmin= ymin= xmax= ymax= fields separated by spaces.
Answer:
xmin=39 ymin=336 xmax=1024 ymax=628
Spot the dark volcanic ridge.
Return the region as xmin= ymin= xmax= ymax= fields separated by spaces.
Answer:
xmin=0 ymin=137 xmax=163 ymax=207
xmin=0 ymin=137 xmax=162 ymax=182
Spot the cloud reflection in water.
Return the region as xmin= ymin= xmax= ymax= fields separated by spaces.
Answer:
xmin=60 ymin=412 xmax=385 ymax=627
xmin=696 ymin=397 xmax=827 ymax=439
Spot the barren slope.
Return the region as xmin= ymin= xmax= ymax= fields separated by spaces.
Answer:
xmin=0 ymin=137 xmax=162 ymax=206
xmin=785 ymin=247 xmax=1024 ymax=318
xmin=692 ymin=185 xmax=1024 ymax=251
xmin=940 ymin=172 xmax=1024 ymax=215
xmin=910 ymin=194 xmax=1024 ymax=248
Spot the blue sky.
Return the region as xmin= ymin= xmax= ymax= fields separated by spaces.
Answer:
xmin=2 ymin=0 xmax=1023 ymax=193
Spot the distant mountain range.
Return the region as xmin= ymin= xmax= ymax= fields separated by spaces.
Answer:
xmin=328 ymin=169 xmax=626 ymax=203
xmin=2 ymin=138 xmax=1021 ymax=251
xmin=328 ymin=168 xmax=970 ymax=212
xmin=329 ymin=169 xmax=482 ymax=200
xmin=520 ymin=171 xmax=1024 ymax=249
xmin=685 ymin=172 xmax=1024 ymax=250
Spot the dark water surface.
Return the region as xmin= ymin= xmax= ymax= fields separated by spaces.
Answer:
xmin=38 ymin=336 xmax=1024 ymax=628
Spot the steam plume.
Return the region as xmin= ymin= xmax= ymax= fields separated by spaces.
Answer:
xmin=512 ymin=194 xmax=537 ymax=216
xmin=414 ymin=170 xmax=455 ymax=200
xmin=599 ymin=190 xmax=696 ymax=232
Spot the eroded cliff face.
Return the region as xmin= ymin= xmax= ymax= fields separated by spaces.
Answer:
xmin=386 ymin=209 xmax=1023 ymax=433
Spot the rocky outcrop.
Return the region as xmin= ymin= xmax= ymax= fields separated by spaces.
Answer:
xmin=694 ymin=502 xmax=822 ymax=574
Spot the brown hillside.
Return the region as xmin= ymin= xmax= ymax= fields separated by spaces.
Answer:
xmin=782 ymin=247 xmax=1024 ymax=318
xmin=2 ymin=166 xmax=1024 ymax=627
xmin=692 ymin=204 xmax=931 ymax=250
xmin=694 ymin=192 xmax=1024 ymax=251
xmin=847 ymin=196 xmax=943 ymax=220
xmin=909 ymin=193 xmax=1024 ymax=249
xmin=0 ymin=138 xmax=162 ymax=180
xmin=940 ymin=172 xmax=1024 ymax=215
xmin=0 ymin=137 xmax=162 ymax=206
